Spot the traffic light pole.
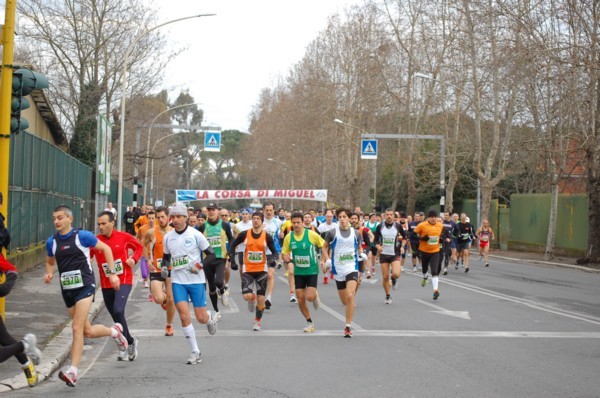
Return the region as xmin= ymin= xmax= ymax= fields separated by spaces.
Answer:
xmin=0 ymin=0 xmax=17 ymax=320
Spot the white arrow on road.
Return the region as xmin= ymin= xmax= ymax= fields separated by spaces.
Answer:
xmin=414 ymin=299 xmax=471 ymax=320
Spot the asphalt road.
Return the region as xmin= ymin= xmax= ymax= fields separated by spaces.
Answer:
xmin=7 ymin=255 xmax=600 ymax=398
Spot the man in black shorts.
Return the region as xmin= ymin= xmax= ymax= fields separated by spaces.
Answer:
xmin=374 ymin=209 xmax=407 ymax=304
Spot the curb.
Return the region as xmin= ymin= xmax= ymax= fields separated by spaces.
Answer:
xmin=0 ymin=290 xmax=106 ymax=392
xmin=487 ymin=253 xmax=600 ymax=273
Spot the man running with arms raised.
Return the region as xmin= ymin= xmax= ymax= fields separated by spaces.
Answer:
xmin=44 ymin=205 xmax=127 ymax=387
xmin=282 ymin=212 xmax=325 ymax=333
xmin=161 ymin=203 xmax=218 ymax=365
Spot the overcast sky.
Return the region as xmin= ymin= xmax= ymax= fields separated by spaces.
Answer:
xmin=157 ymin=0 xmax=364 ymax=132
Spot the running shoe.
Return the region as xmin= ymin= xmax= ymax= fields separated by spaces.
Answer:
xmin=323 ymin=275 xmax=329 ymax=284
xmin=143 ymin=280 xmax=149 ymax=288
xmin=303 ymin=322 xmax=315 ymax=333
xmin=265 ymin=297 xmax=271 ymax=310
xmin=365 ymin=272 xmax=371 ymax=280
xmin=485 ymin=262 xmax=489 ymax=267
xmin=207 ymin=311 xmax=218 ymax=335
xmin=289 ymin=294 xmax=297 ymax=303
xmin=58 ymin=368 xmax=78 ymax=387
xmin=421 ymin=277 xmax=428 ymax=287
xmin=22 ymin=334 xmax=41 ymax=365
xmin=221 ymin=289 xmax=230 ymax=307
xmin=412 ymin=265 xmax=417 ymax=272
xmin=371 ymin=265 xmax=376 ymax=274
xmin=455 ymin=262 xmax=459 ymax=270
xmin=128 ymin=337 xmax=138 ymax=361
xmin=165 ymin=324 xmax=174 ymax=336
xmin=385 ymin=297 xmax=392 ymax=305
xmin=344 ymin=326 xmax=352 ymax=338
xmin=391 ymin=278 xmax=397 ymax=290
xmin=22 ymin=359 xmax=38 ymax=388
xmin=443 ymin=267 xmax=448 ymax=275
xmin=252 ymin=320 xmax=261 ymax=331
xmin=465 ymin=267 xmax=469 ymax=273
xmin=117 ymin=348 xmax=128 ymax=361
xmin=433 ymin=290 xmax=440 ymax=300
xmin=313 ymin=293 xmax=321 ymax=310
xmin=112 ymin=323 xmax=128 ymax=351
xmin=248 ymin=296 xmax=256 ymax=312
xmin=186 ymin=351 xmax=201 ymax=365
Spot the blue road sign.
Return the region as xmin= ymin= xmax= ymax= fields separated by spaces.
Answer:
xmin=204 ymin=131 xmax=221 ymax=152
xmin=361 ymin=139 xmax=378 ymax=159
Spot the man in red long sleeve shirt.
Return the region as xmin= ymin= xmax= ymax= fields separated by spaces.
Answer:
xmin=92 ymin=211 xmax=143 ymax=362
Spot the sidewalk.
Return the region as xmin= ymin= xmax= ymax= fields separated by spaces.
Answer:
xmin=1 ymin=250 xmax=598 ymax=391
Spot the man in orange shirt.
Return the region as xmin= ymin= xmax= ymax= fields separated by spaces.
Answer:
xmin=412 ymin=210 xmax=448 ymax=300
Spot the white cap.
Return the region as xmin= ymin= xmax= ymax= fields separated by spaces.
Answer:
xmin=169 ymin=202 xmax=188 ymax=217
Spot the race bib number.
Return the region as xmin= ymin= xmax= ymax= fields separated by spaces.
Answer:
xmin=102 ymin=259 xmax=124 ymax=276
xmin=382 ymin=238 xmax=395 ymax=247
xmin=294 ymin=255 xmax=310 ymax=267
xmin=461 ymin=233 xmax=470 ymax=240
xmin=427 ymin=236 xmax=440 ymax=245
xmin=171 ymin=254 xmax=190 ymax=269
xmin=247 ymin=251 xmax=264 ymax=263
xmin=60 ymin=270 xmax=84 ymax=290
xmin=208 ymin=236 xmax=222 ymax=248
xmin=339 ymin=252 xmax=355 ymax=262
xmin=481 ymin=235 xmax=489 ymax=242
xmin=127 ymin=218 xmax=134 ymax=223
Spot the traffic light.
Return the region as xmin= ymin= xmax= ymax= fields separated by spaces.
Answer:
xmin=11 ymin=68 xmax=48 ymax=134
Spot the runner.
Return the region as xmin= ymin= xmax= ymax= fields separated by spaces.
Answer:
xmin=373 ymin=209 xmax=407 ymax=304
xmin=231 ymin=209 xmax=253 ymax=284
xmin=198 ymin=203 xmax=234 ymax=320
xmin=456 ymin=213 xmax=475 ymax=272
xmin=412 ymin=210 xmax=446 ymax=300
xmin=282 ymin=212 xmax=326 ymax=332
xmin=476 ymin=219 xmax=495 ymax=267
xmin=441 ymin=212 xmax=457 ymax=275
xmin=364 ymin=213 xmax=379 ymax=276
xmin=317 ymin=209 xmax=337 ymax=284
xmin=350 ymin=212 xmax=372 ymax=293
xmin=397 ymin=212 xmax=410 ymax=271
xmin=92 ymin=211 xmax=143 ymax=361
xmin=0 ymin=216 xmax=41 ymax=387
xmin=44 ymin=205 xmax=128 ymax=387
xmin=321 ymin=208 xmax=366 ymax=338
xmin=161 ymin=203 xmax=218 ymax=364
xmin=142 ymin=206 xmax=176 ymax=336
xmin=263 ymin=202 xmax=283 ymax=309
xmin=303 ymin=212 xmax=318 ymax=232
xmin=408 ymin=212 xmax=422 ymax=271
xmin=279 ymin=211 xmax=297 ymax=302
xmin=228 ymin=211 xmax=278 ymax=331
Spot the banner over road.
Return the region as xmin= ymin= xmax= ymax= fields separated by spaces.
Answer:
xmin=176 ymin=189 xmax=328 ymax=202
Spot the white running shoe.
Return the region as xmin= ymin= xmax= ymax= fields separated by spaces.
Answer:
xmin=252 ymin=320 xmax=261 ymax=331
xmin=206 ymin=311 xmax=218 ymax=335
xmin=128 ymin=337 xmax=138 ymax=361
xmin=117 ymin=348 xmax=128 ymax=361
xmin=313 ymin=294 xmax=321 ymax=310
xmin=303 ymin=322 xmax=315 ymax=333
xmin=112 ymin=323 xmax=128 ymax=351
xmin=221 ymin=289 xmax=230 ymax=307
xmin=215 ymin=311 xmax=222 ymax=321
xmin=21 ymin=334 xmax=41 ymax=366
xmin=186 ymin=351 xmax=201 ymax=365
xmin=385 ymin=297 xmax=392 ymax=305
xmin=290 ymin=294 xmax=297 ymax=303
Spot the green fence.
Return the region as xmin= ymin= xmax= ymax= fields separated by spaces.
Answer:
xmin=508 ymin=193 xmax=588 ymax=256
xmin=7 ymin=131 xmax=138 ymax=252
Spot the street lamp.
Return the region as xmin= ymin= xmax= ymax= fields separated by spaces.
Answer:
xmin=116 ymin=13 xmax=216 ymax=229
xmin=267 ymin=157 xmax=294 ymax=209
xmin=143 ymin=102 xmax=203 ymax=201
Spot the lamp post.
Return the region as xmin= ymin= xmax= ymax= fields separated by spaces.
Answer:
xmin=267 ymin=158 xmax=294 ymax=209
xmin=143 ymin=102 xmax=203 ymax=201
xmin=334 ymin=118 xmax=377 ymax=210
xmin=116 ymin=13 xmax=216 ymax=229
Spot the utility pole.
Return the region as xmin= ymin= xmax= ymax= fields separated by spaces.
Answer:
xmin=0 ymin=0 xmax=17 ymax=320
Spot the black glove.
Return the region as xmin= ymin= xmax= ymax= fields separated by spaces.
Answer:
xmin=269 ymin=259 xmax=277 ymax=268
xmin=420 ymin=235 xmax=430 ymax=241
xmin=0 ymin=271 xmax=17 ymax=297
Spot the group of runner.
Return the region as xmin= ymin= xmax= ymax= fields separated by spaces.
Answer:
xmin=1 ymin=200 xmax=494 ymax=388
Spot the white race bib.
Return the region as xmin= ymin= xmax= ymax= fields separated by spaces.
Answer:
xmin=427 ymin=236 xmax=440 ymax=245
xmin=60 ymin=270 xmax=84 ymax=290
xmin=102 ymin=259 xmax=124 ymax=276
xmin=294 ymin=255 xmax=310 ymax=267
xmin=171 ymin=254 xmax=190 ymax=270
xmin=247 ymin=251 xmax=264 ymax=263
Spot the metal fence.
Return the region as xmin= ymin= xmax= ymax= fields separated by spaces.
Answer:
xmin=7 ymin=131 xmax=138 ymax=252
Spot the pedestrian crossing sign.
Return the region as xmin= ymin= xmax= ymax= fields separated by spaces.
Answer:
xmin=204 ymin=131 xmax=221 ymax=152
xmin=361 ymin=139 xmax=378 ymax=159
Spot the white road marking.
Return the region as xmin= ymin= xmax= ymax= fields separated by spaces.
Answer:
xmin=277 ymin=275 xmax=364 ymax=330
xmin=403 ymin=271 xmax=600 ymax=326
xmin=414 ymin=298 xmax=471 ymax=320
xmin=128 ymin=329 xmax=600 ymax=338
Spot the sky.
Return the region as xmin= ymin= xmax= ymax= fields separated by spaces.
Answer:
xmin=156 ymin=0 xmax=364 ymax=133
